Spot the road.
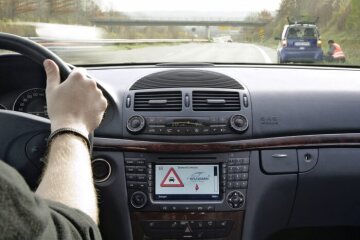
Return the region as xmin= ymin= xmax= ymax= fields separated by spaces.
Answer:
xmin=55 ymin=43 xmax=277 ymax=65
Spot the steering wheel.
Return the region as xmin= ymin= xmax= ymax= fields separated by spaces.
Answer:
xmin=0 ymin=33 xmax=74 ymax=189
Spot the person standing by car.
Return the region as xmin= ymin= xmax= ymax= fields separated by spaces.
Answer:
xmin=326 ymin=40 xmax=346 ymax=62
xmin=0 ymin=60 xmax=106 ymax=240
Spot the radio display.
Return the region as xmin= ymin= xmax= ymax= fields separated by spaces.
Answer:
xmin=154 ymin=164 xmax=220 ymax=200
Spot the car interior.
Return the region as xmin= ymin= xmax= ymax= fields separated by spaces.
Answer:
xmin=1 ymin=1 xmax=360 ymax=240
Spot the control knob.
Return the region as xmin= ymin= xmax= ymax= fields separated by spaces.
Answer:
xmin=130 ymin=191 xmax=148 ymax=209
xmin=227 ymin=191 xmax=245 ymax=208
xmin=127 ymin=115 xmax=146 ymax=133
xmin=230 ymin=115 xmax=248 ymax=133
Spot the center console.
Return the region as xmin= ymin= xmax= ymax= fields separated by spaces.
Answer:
xmin=125 ymin=152 xmax=249 ymax=239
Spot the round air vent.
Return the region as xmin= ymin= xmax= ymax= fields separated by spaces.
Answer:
xmin=92 ymin=158 xmax=112 ymax=183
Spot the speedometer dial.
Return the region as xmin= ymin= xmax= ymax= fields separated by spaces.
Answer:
xmin=13 ymin=88 xmax=48 ymax=118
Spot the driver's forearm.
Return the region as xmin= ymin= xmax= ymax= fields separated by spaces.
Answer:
xmin=35 ymin=134 xmax=98 ymax=224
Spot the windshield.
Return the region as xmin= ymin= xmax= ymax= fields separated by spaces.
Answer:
xmin=0 ymin=0 xmax=358 ymax=66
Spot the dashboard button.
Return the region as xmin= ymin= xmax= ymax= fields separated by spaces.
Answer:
xmin=234 ymin=182 xmax=241 ymax=189
xmin=240 ymin=173 xmax=248 ymax=180
xmin=206 ymin=221 xmax=215 ymax=228
xmin=240 ymin=165 xmax=249 ymax=172
xmin=227 ymin=182 xmax=234 ymax=189
xmin=147 ymin=117 xmax=156 ymax=124
xmin=161 ymin=206 xmax=169 ymax=211
xmin=205 ymin=206 xmax=214 ymax=211
xmin=137 ymin=174 xmax=147 ymax=181
xmin=233 ymin=158 xmax=243 ymax=165
xmin=228 ymin=174 xmax=235 ymax=181
xmin=126 ymin=167 xmax=135 ymax=173
xmin=219 ymin=127 xmax=228 ymax=133
xmin=126 ymin=174 xmax=136 ymax=181
xmin=216 ymin=220 xmax=231 ymax=229
xmin=137 ymin=167 xmax=146 ymax=173
xmin=175 ymin=128 xmax=183 ymax=134
xmin=138 ymin=183 xmax=147 ymax=189
xmin=136 ymin=160 xmax=145 ymax=165
xmin=157 ymin=127 xmax=165 ymax=134
xmin=211 ymin=127 xmax=220 ymax=134
xmin=197 ymin=206 xmax=204 ymax=211
xmin=125 ymin=159 xmax=136 ymax=165
xmin=165 ymin=128 xmax=174 ymax=134
xmin=242 ymin=158 xmax=250 ymax=165
xmin=228 ymin=159 xmax=235 ymax=165
xmin=156 ymin=117 xmax=166 ymax=124
xmin=239 ymin=181 xmax=248 ymax=189
xmin=201 ymin=127 xmax=210 ymax=134
xmin=170 ymin=221 xmax=180 ymax=229
xmin=181 ymin=206 xmax=192 ymax=211
xmin=193 ymin=128 xmax=201 ymax=134
xmin=147 ymin=128 xmax=156 ymax=134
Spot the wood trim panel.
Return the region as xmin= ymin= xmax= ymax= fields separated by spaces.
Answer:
xmin=94 ymin=133 xmax=360 ymax=153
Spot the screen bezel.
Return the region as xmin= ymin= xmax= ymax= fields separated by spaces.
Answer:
xmin=153 ymin=163 xmax=222 ymax=201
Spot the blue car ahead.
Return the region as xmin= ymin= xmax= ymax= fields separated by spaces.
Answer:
xmin=277 ymin=24 xmax=324 ymax=63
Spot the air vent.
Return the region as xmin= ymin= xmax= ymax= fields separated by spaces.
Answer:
xmin=192 ymin=91 xmax=240 ymax=111
xmin=134 ymin=91 xmax=182 ymax=111
xmin=130 ymin=70 xmax=244 ymax=90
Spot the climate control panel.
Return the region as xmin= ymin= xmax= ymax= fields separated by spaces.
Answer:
xmin=126 ymin=115 xmax=249 ymax=135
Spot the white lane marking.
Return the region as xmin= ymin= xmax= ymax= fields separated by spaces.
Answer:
xmin=252 ymin=45 xmax=273 ymax=63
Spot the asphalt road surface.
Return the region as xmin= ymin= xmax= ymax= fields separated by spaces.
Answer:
xmin=56 ymin=42 xmax=277 ymax=65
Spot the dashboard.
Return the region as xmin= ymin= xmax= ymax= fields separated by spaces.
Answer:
xmin=2 ymin=54 xmax=360 ymax=240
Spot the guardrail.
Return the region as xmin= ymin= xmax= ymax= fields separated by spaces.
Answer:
xmin=29 ymin=37 xmax=209 ymax=45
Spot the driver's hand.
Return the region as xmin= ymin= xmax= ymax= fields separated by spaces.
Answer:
xmin=44 ymin=59 xmax=108 ymax=136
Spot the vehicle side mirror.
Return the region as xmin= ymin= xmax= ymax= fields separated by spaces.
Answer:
xmin=274 ymin=37 xmax=281 ymax=41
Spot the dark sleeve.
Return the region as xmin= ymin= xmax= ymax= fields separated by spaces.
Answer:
xmin=0 ymin=160 xmax=102 ymax=240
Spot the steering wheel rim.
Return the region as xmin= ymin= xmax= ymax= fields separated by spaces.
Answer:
xmin=0 ymin=32 xmax=95 ymax=188
xmin=0 ymin=32 xmax=71 ymax=81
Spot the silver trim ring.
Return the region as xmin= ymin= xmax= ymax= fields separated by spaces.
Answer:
xmin=92 ymin=158 xmax=112 ymax=183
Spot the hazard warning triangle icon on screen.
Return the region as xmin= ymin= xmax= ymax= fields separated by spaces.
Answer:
xmin=160 ymin=167 xmax=184 ymax=187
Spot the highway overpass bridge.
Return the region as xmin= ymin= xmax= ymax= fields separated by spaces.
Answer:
xmin=91 ymin=18 xmax=270 ymax=40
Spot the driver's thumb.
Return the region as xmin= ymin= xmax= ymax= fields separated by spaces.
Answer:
xmin=44 ymin=59 xmax=60 ymax=89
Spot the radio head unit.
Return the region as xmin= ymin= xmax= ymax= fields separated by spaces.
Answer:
xmin=124 ymin=152 xmax=249 ymax=212
xmin=154 ymin=164 xmax=220 ymax=200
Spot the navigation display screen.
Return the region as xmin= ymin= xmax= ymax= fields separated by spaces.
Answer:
xmin=154 ymin=164 xmax=220 ymax=200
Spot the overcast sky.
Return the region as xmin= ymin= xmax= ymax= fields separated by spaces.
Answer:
xmin=96 ymin=0 xmax=282 ymax=12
